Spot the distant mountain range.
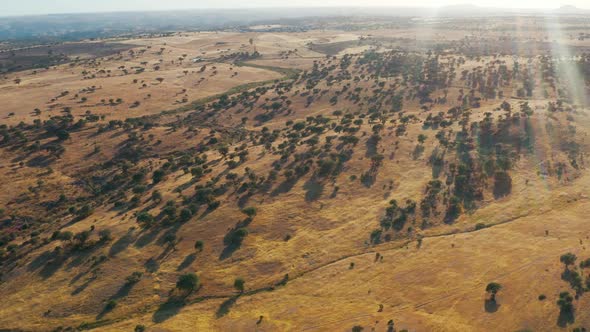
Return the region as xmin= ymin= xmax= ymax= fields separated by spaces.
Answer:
xmin=0 ymin=5 xmax=588 ymax=40
xmin=554 ymin=5 xmax=586 ymax=14
xmin=435 ymin=4 xmax=588 ymax=16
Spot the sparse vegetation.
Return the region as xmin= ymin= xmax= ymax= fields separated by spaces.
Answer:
xmin=0 ymin=11 xmax=589 ymax=332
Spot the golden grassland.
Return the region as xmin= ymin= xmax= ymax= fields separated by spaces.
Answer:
xmin=2 ymin=23 xmax=590 ymax=332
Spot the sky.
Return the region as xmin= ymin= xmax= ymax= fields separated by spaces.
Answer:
xmin=1 ymin=0 xmax=588 ymax=16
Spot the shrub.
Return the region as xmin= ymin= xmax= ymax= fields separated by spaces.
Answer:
xmin=105 ymin=300 xmax=117 ymax=311
xmin=485 ymin=282 xmax=502 ymax=301
xmin=194 ymin=240 xmax=204 ymax=252
xmin=151 ymin=190 xmax=163 ymax=202
xmin=74 ymin=231 xmax=90 ymax=245
xmin=230 ymin=228 xmax=248 ymax=245
xmin=98 ymin=229 xmax=112 ymax=242
xmin=136 ymin=212 xmax=154 ymax=225
xmin=234 ymin=278 xmax=245 ymax=293
xmin=77 ymin=205 xmax=93 ymax=218
xmin=132 ymin=185 xmax=147 ymax=194
xmin=55 ymin=129 xmax=70 ymax=141
xmin=164 ymin=233 xmax=177 ymax=245
xmin=180 ymin=208 xmax=193 ymax=221
xmin=557 ymin=291 xmax=574 ymax=313
xmin=370 ymin=229 xmax=382 ymax=244
xmin=207 ymin=200 xmax=220 ymax=210
xmin=560 ymin=253 xmax=577 ymax=268
xmin=153 ymin=169 xmax=165 ymax=184
xmin=126 ymin=271 xmax=143 ymax=285
xmin=241 ymin=207 xmax=257 ymax=217
xmin=580 ymin=258 xmax=590 ymax=269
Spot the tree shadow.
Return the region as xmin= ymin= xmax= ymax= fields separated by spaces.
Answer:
xmin=177 ymin=253 xmax=197 ymax=271
xmin=365 ymin=135 xmax=379 ymax=157
xmin=175 ymin=177 xmax=198 ymax=193
xmin=561 ymin=269 xmax=584 ymax=295
xmin=270 ymin=178 xmax=297 ymax=197
xmin=65 ymin=244 xmax=103 ymax=270
xmin=109 ymin=229 xmax=136 ymax=257
xmin=219 ymin=243 xmax=240 ymax=261
xmin=156 ymin=227 xmax=180 ymax=246
xmin=493 ymin=172 xmax=512 ymax=199
xmin=557 ymin=309 xmax=575 ymax=327
xmin=66 ymin=254 xmax=87 ymax=270
xmin=152 ymin=298 xmax=185 ymax=323
xmin=237 ymin=193 xmax=251 ymax=208
xmin=96 ymin=302 xmax=116 ymax=320
xmin=26 ymin=155 xmax=55 ymax=168
xmin=432 ymin=162 xmax=443 ymax=178
xmin=412 ymin=144 xmax=425 ymax=160
xmin=219 ymin=223 xmax=250 ymax=260
xmin=70 ymin=271 xmax=86 ymax=285
xmin=198 ymin=205 xmax=217 ymax=220
xmin=156 ymin=244 xmax=176 ymax=261
xmin=216 ymin=296 xmax=238 ymax=318
xmin=134 ymin=228 xmax=161 ymax=248
xmin=144 ymin=257 xmax=160 ymax=273
xmin=361 ymin=173 xmax=376 ymax=188
xmin=39 ymin=256 xmax=66 ymax=279
xmin=329 ymin=186 xmax=339 ymax=198
xmin=27 ymin=250 xmax=53 ymax=271
xmin=71 ymin=276 xmax=97 ymax=296
xmin=484 ymin=299 xmax=499 ymax=313
xmin=304 ymin=180 xmax=324 ymax=202
xmin=110 ymin=282 xmax=134 ymax=301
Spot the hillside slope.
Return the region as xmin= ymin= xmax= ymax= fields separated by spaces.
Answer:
xmin=1 ymin=29 xmax=590 ymax=332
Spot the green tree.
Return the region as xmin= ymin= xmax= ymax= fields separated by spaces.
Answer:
xmin=194 ymin=240 xmax=204 ymax=252
xmin=485 ymin=282 xmax=502 ymax=301
xmin=164 ymin=233 xmax=177 ymax=247
xmin=218 ymin=146 xmax=229 ymax=158
xmin=241 ymin=207 xmax=257 ymax=217
xmin=234 ymin=277 xmax=245 ymax=293
xmin=560 ymin=253 xmax=577 ymax=269
xmin=557 ymin=291 xmax=574 ymax=314
xmin=176 ymin=273 xmax=199 ymax=294
xmin=55 ymin=129 xmax=70 ymax=141
xmin=230 ymin=228 xmax=248 ymax=245
xmin=137 ymin=211 xmax=154 ymax=225
xmin=126 ymin=271 xmax=143 ymax=285
xmin=180 ymin=208 xmax=193 ymax=221
xmin=74 ymin=230 xmax=90 ymax=245
xmin=417 ymin=134 xmax=427 ymax=144
xmin=153 ymin=169 xmax=165 ymax=184
xmin=151 ymin=190 xmax=163 ymax=202
xmin=58 ymin=231 xmax=73 ymax=242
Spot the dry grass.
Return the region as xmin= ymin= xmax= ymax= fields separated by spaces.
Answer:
xmin=1 ymin=24 xmax=590 ymax=332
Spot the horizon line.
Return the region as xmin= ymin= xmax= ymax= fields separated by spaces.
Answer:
xmin=2 ymin=4 xmax=587 ymax=18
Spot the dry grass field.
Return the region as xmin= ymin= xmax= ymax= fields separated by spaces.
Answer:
xmin=2 ymin=15 xmax=590 ymax=332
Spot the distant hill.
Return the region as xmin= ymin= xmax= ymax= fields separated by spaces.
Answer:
xmin=554 ymin=5 xmax=587 ymax=14
xmin=1 ymin=5 xmax=590 ymax=40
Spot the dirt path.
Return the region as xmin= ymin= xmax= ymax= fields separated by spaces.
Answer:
xmin=83 ymin=206 xmax=550 ymax=330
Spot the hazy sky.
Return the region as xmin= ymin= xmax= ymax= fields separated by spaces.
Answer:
xmin=1 ymin=0 xmax=588 ymax=16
